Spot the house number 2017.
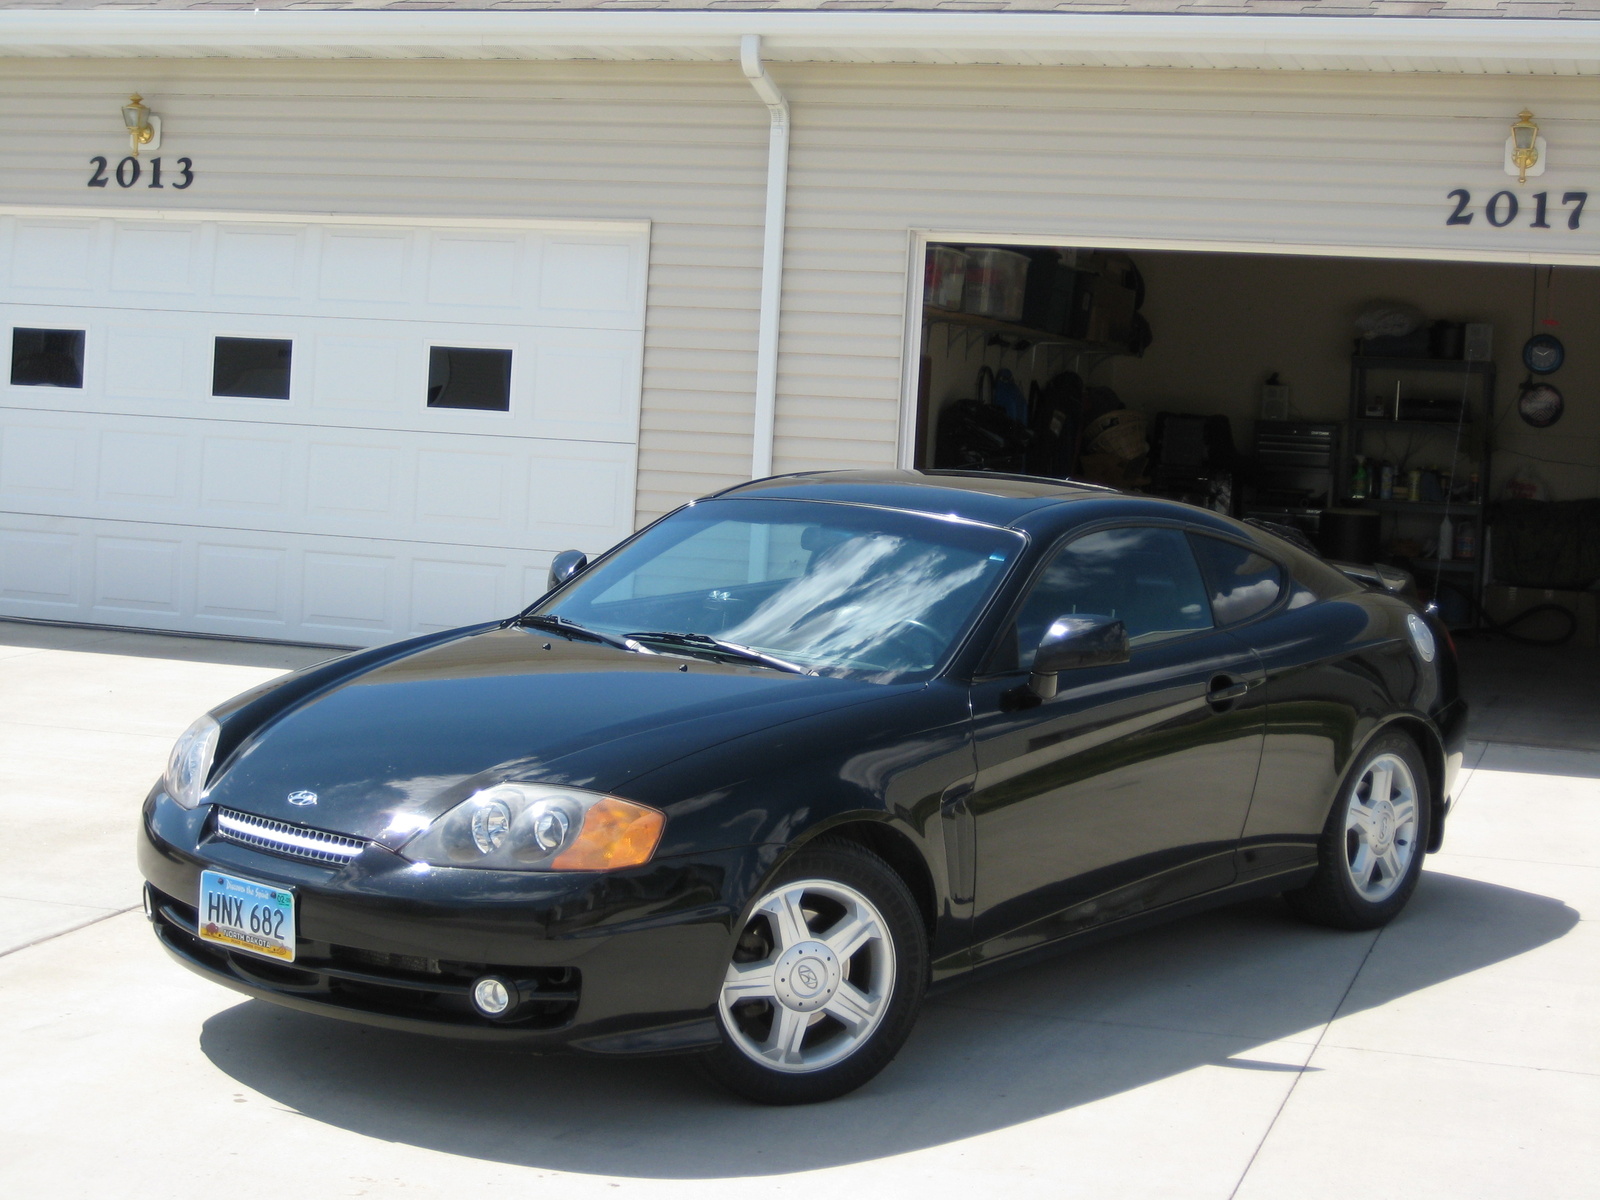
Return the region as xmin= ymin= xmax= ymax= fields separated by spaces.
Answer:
xmin=1446 ymin=188 xmax=1586 ymax=230
xmin=87 ymin=156 xmax=194 ymax=190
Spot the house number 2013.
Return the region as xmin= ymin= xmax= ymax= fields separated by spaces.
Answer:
xmin=1446 ymin=188 xmax=1586 ymax=230
xmin=87 ymin=156 xmax=194 ymax=190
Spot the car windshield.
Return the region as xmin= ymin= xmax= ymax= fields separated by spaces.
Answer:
xmin=535 ymin=498 xmax=1022 ymax=682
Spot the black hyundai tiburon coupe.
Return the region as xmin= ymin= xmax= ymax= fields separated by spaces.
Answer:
xmin=140 ymin=470 xmax=1466 ymax=1103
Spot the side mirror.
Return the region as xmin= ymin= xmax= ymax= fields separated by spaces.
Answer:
xmin=547 ymin=550 xmax=589 ymax=593
xmin=1029 ymin=614 xmax=1129 ymax=699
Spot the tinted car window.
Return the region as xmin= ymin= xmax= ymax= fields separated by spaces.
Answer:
xmin=1245 ymin=522 xmax=1360 ymax=601
xmin=997 ymin=526 xmax=1213 ymax=671
xmin=541 ymin=498 xmax=1022 ymax=683
xmin=1189 ymin=534 xmax=1284 ymax=626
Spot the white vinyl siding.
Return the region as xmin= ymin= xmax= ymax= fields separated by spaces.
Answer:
xmin=0 ymin=59 xmax=773 ymax=528
xmin=776 ymin=65 xmax=1600 ymax=471
xmin=2 ymin=57 xmax=1599 ymax=641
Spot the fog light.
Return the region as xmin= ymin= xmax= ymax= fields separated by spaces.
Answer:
xmin=472 ymin=975 xmax=513 ymax=1017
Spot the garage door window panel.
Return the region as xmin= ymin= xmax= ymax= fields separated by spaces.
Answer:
xmin=994 ymin=526 xmax=1213 ymax=671
xmin=1189 ymin=535 xmax=1285 ymax=627
xmin=427 ymin=346 xmax=512 ymax=412
xmin=11 ymin=329 xmax=85 ymax=389
xmin=213 ymin=337 xmax=292 ymax=401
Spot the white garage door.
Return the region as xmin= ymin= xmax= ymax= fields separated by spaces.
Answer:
xmin=0 ymin=210 xmax=647 ymax=646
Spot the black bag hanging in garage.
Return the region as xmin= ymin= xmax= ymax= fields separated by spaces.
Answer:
xmin=1026 ymin=370 xmax=1085 ymax=478
xmin=934 ymin=365 xmax=1032 ymax=473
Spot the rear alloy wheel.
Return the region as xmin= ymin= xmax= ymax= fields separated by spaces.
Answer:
xmin=1286 ymin=732 xmax=1431 ymax=931
xmin=699 ymin=840 xmax=926 ymax=1104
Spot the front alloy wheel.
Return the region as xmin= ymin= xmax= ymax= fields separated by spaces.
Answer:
xmin=700 ymin=839 xmax=926 ymax=1103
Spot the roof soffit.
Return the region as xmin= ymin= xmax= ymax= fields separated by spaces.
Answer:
xmin=1 ymin=11 xmax=1599 ymax=74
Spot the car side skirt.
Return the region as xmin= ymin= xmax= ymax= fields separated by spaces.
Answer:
xmin=929 ymin=863 xmax=1318 ymax=988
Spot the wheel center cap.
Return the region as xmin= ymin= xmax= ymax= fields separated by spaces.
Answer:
xmin=1371 ymin=800 xmax=1396 ymax=852
xmin=773 ymin=940 xmax=841 ymax=1013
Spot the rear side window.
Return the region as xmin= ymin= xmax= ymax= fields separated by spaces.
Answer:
xmin=1190 ymin=534 xmax=1284 ymax=626
xmin=995 ymin=525 xmax=1213 ymax=670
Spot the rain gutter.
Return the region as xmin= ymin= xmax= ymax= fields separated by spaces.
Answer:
xmin=740 ymin=34 xmax=788 ymax=481
xmin=0 ymin=13 xmax=1596 ymax=75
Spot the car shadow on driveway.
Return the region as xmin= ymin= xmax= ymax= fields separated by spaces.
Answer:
xmin=198 ymin=870 xmax=1576 ymax=1178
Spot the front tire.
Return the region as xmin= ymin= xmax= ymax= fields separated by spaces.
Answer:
xmin=698 ymin=839 xmax=927 ymax=1104
xmin=1285 ymin=731 xmax=1431 ymax=931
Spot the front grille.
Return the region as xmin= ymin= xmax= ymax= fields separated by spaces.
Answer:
xmin=213 ymin=807 xmax=366 ymax=865
xmin=344 ymin=946 xmax=442 ymax=976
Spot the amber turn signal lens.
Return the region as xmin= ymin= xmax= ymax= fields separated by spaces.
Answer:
xmin=551 ymin=797 xmax=665 ymax=870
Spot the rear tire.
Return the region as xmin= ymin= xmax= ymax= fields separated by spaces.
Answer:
xmin=1285 ymin=731 xmax=1431 ymax=931
xmin=697 ymin=838 xmax=927 ymax=1104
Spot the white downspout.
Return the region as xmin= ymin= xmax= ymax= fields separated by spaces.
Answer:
xmin=740 ymin=33 xmax=788 ymax=480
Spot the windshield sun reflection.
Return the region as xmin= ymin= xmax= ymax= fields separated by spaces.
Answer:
xmin=536 ymin=499 xmax=1021 ymax=683
xmin=726 ymin=537 xmax=991 ymax=678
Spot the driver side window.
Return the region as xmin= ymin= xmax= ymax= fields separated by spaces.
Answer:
xmin=991 ymin=526 xmax=1214 ymax=671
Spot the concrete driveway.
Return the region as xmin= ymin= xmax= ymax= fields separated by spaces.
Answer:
xmin=1 ymin=619 xmax=1595 ymax=1199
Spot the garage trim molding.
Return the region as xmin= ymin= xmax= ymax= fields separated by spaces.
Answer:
xmin=0 ymin=205 xmax=649 ymax=238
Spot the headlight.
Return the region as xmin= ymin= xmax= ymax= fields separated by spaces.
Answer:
xmin=164 ymin=714 xmax=221 ymax=809
xmin=402 ymin=784 xmax=664 ymax=872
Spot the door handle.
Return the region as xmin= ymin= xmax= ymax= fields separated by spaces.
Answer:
xmin=1206 ymin=678 xmax=1250 ymax=704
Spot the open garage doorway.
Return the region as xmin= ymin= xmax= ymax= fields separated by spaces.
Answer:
xmin=910 ymin=243 xmax=1600 ymax=747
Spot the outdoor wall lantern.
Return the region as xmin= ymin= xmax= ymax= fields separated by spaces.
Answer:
xmin=1505 ymin=109 xmax=1544 ymax=184
xmin=121 ymin=93 xmax=161 ymax=158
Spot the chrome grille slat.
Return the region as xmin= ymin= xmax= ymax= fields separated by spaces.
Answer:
xmin=213 ymin=807 xmax=366 ymax=865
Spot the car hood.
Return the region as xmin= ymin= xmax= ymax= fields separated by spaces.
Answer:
xmin=204 ymin=626 xmax=902 ymax=843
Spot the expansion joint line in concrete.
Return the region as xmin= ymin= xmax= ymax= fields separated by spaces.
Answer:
xmin=0 ymin=905 xmax=140 ymax=960
xmin=1224 ymin=926 xmax=1385 ymax=1200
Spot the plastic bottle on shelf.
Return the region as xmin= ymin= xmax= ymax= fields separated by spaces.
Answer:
xmin=1352 ymin=456 xmax=1369 ymax=500
xmin=1438 ymin=514 xmax=1453 ymax=562
xmin=1379 ymin=462 xmax=1396 ymax=500
xmin=1455 ymin=520 xmax=1477 ymax=560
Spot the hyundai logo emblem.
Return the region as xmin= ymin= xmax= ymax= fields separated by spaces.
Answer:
xmin=287 ymin=790 xmax=318 ymax=806
xmin=796 ymin=963 xmax=819 ymax=991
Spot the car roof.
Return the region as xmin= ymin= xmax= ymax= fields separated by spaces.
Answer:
xmin=715 ymin=469 xmax=1313 ymax=547
xmin=708 ymin=469 xmax=1346 ymax=578
xmin=714 ymin=469 xmax=1119 ymax=527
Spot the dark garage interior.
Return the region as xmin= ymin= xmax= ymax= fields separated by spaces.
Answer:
xmin=916 ymin=245 xmax=1600 ymax=749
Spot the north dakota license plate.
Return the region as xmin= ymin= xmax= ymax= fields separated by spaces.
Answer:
xmin=198 ymin=870 xmax=296 ymax=962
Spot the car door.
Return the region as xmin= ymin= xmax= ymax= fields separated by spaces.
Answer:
xmin=964 ymin=524 xmax=1266 ymax=963
xmin=1218 ymin=553 xmax=1421 ymax=884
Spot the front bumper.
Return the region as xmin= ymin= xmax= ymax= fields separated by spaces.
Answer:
xmin=139 ymin=790 xmax=772 ymax=1055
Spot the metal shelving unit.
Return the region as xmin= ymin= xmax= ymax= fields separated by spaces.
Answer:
xmin=1343 ymin=354 xmax=1495 ymax=626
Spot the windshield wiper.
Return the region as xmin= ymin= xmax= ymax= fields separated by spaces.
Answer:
xmin=625 ymin=631 xmax=806 ymax=675
xmin=511 ymin=613 xmax=640 ymax=653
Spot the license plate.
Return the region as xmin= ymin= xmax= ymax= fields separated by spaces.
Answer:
xmin=198 ymin=870 xmax=296 ymax=962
